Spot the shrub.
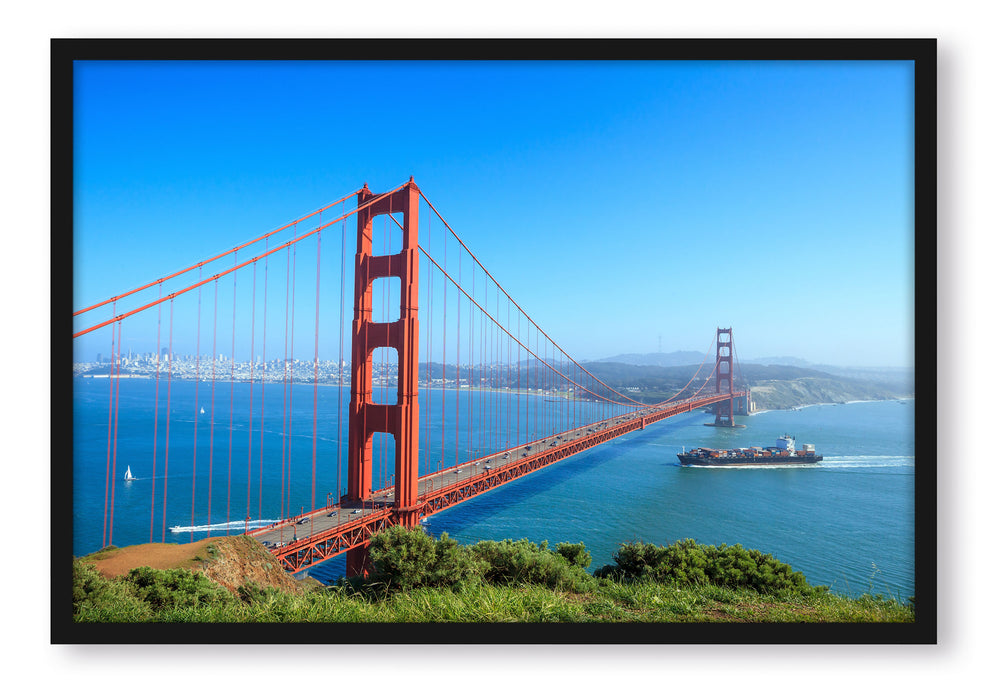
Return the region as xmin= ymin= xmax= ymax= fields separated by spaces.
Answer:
xmin=595 ymin=539 xmax=825 ymax=596
xmin=124 ymin=566 xmax=237 ymax=610
xmin=72 ymin=559 xmax=150 ymax=620
xmin=467 ymin=538 xmax=595 ymax=592
xmin=554 ymin=542 xmax=593 ymax=569
xmin=367 ymin=526 xmax=487 ymax=592
xmin=365 ymin=528 xmax=595 ymax=593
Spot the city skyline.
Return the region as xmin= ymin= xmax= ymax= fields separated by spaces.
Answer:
xmin=73 ymin=59 xmax=915 ymax=368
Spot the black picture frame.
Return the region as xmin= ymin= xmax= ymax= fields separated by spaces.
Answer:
xmin=53 ymin=38 xmax=935 ymax=645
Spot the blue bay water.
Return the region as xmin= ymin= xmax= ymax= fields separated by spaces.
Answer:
xmin=72 ymin=377 xmax=915 ymax=600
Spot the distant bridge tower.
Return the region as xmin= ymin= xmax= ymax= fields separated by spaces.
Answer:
xmin=712 ymin=327 xmax=735 ymax=427
xmin=346 ymin=178 xmax=421 ymax=576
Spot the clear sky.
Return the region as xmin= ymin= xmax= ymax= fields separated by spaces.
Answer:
xmin=72 ymin=59 xmax=915 ymax=368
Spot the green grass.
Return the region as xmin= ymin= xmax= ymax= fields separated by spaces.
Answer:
xmin=72 ymin=531 xmax=915 ymax=624
xmin=73 ymin=563 xmax=914 ymax=624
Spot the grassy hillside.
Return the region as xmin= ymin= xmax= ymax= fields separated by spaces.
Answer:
xmin=748 ymin=376 xmax=902 ymax=411
xmin=72 ymin=531 xmax=914 ymax=624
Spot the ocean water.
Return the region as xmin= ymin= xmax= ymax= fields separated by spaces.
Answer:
xmin=318 ymin=399 xmax=915 ymax=599
xmin=71 ymin=377 xmax=915 ymax=600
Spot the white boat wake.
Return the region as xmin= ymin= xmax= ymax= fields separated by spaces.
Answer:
xmin=169 ymin=518 xmax=281 ymax=533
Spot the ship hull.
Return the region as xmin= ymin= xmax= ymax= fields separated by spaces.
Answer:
xmin=677 ymin=453 xmax=823 ymax=467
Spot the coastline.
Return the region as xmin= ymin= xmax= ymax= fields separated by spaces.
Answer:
xmin=74 ymin=374 xmax=577 ymax=400
xmin=74 ymin=375 xmax=913 ymax=414
xmin=748 ymin=396 xmax=914 ymax=415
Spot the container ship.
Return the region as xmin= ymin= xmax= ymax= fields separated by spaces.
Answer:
xmin=677 ymin=435 xmax=823 ymax=466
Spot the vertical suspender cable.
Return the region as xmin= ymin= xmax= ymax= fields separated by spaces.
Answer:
xmin=109 ymin=321 xmax=121 ymax=545
xmin=493 ymin=290 xmax=498 ymax=452
xmin=484 ymin=281 xmax=488 ymax=456
xmin=534 ymin=333 xmax=547 ymax=437
xmin=504 ymin=302 xmax=509 ymax=449
xmin=103 ymin=312 xmax=114 ymax=548
xmin=469 ymin=263 xmax=474 ymax=462
xmin=208 ymin=279 xmax=218 ymax=530
xmin=506 ymin=301 xmax=511 ymax=448
xmin=456 ymin=244 xmax=461 ymax=469
xmin=425 ymin=215 xmax=432 ymax=475
xmin=494 ymin=293 xmax=499 ymax=451
xmin=150 ymin=294 xmax=161 ymax=542
xmin=510 ymin=308 xmax=514 ymax=448
xmin=247 ymin=260 xmax=256 ymax=530
xmin=337 ymin=206 xmax=346 ymax=521
xmin=259 ymin=239 xmax=269 ymax=521
xmin=162 ymin=299 xmax=174 ymax=541
xmin=191 ymin=267 xmax=203 ymax=541
xmin=288 ymin=242 xmax=298 ymax=517
xmin=312 ymin=228 xmax=321 ymax=520
xmin=571 ymin=356 xmax=575 ymax=431
xmin=489 ymin=282 xmax=494 ymax=456
xmin=227 ymin=254 xmax=238 ymax=534
xmin=103 ymin=317 xmax=115 ymax=548
xmin=281 ymin=242 xmax=290 ymax=520
xmin=441 ymin=216 xmax=446 ymax=471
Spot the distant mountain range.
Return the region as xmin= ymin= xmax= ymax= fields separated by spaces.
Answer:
xmin=584 ymin=351 xmax=913 ymax=407
xmin=591 ymin=351 xmax=911 ymax=378
xmin=592 ymin=351 xmax=707 ymax=367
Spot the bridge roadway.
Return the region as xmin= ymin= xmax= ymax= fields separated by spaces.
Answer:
xmin=247 ymin=391 xmax=741 ymax=573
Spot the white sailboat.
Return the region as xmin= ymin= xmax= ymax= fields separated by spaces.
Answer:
xmin=200 ymin=407 xmax=206 ymax=414
xmin=124 ymin=466 xmax=135 ymax=481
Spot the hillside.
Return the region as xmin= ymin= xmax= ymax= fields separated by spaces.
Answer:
xmin=747 ymin=376 xmax=902 ymax=411
xmin=79 ymin=536 xmax=313 ymax=596
xmin=71 ymin=533 xmax=914 ymax=625
xmin=577 ymin=361 xmax=908 ymax=409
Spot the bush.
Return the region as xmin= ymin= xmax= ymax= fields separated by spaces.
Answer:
xmin=72 ymin=559 xmax=150 ymax=620
xmin=124 ymin=566 xmax=237 ymax=610
xmin=595 ymin=539 xmax=825 ymax=596
xmin=467 ymin=538 xmax=595 ymax=592
xmin=365 ymin=528 xmax=595 ymax=593
xmin=554 ymin=542 xmax=593 ymax=569
xmin=367 ymin=526 xmax=487 ymax=591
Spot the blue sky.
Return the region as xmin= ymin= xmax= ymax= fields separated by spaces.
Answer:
xmin=73 ymin=60 xmax=914 ymax=367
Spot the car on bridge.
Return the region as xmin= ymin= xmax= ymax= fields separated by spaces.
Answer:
xmin=297 ymin=517 xmax=310 ymax=524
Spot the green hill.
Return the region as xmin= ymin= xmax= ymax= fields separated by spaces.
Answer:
xmin=72 ymin=531 xmax=913 ymax=624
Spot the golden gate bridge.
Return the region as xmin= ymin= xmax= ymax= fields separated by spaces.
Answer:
xmin=72 ymin=178 xmax=746 ymax=577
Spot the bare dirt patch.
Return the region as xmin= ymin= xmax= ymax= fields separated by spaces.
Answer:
xmin=84 ymin=540 xmax=214 ymax=578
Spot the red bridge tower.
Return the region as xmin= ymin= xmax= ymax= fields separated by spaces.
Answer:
xmin=345 ymin=178 xmax=421 ymax=576
xmin=712 ymin=327 xmax=735 ymax=428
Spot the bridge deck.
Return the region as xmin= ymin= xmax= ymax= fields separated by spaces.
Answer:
xmin=248 ymin=391 xmax=742 ymax=573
